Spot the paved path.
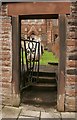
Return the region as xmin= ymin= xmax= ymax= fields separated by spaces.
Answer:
xmin=1 ymin=105 xmax=77 ymax=120
xmin=1 ymin=65 xmax=76 ymax=119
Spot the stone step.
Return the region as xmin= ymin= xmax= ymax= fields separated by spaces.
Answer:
xmin=31 ymin=83 xmax=57 ymax=91
xmin=22 ymin=98 xmax=57 ymax=106
xmin=32 ymin=76 xmax=56 ymax=83
xmin=33 ymin=83 xmax=57 ymax=87
xmin=32 ymin=71 xmax=56 ymax=77
xmin=22 ymin=90 xmax=57 ymax=106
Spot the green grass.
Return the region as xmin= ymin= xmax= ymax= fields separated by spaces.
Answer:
xmin=21 ymin=50 xmax=59 ymax=65
xmin=40 ymin=50 xmax=59 ymax=65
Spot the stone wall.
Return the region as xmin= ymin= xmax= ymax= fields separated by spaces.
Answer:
xmin=65 ymin=2 xmax=77 ymax=111
xmin=21 ymin=19 xmax=50 ymax=50
xmin=51 ymin=40 xmax=59 ymax=58
xmin=1 ymin=2 xmax=77 ymax=111
xmin=46 ymin=19 xmax=52 ymax=51
xmin=51 ymin=20 xmax=59 ymax=56
xmin=0 ymin=4 xmax=12 ymax=105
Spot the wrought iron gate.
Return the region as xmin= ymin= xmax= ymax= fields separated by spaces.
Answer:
xmin=21 ymin=38 xmax=40 ymax=90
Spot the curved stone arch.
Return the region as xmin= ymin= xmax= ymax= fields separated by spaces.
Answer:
xmin=28 ymin=26 xmax=39 ymax=37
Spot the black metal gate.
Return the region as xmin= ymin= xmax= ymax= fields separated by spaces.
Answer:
xmin=21 ymin=38 xmax=40 ymax=90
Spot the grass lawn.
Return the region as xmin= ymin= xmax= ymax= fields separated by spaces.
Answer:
xmin=21 ymin=50 xmax=59 ymax=65
xmin=40 ymin=50 xmax=59 ymax=65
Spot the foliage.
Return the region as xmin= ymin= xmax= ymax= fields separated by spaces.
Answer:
xmin=40 ymin=50 xmax=59 ymax=65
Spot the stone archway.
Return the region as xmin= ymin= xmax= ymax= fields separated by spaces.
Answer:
xmin=28 ymin=25 xmax=39 ymax=37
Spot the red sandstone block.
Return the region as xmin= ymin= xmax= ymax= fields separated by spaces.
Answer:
xmin=1 ymin=13 xmax=7 ymax=16
xmin=2 ymin=94 xmax=12 ymax=106
xmin=2 ymin=38 xmax=11 ymax=41
xmin=2 ymin=71 xmax=12 ymax=78
xmin=66 ymin=75 xmax=77 ymax=82
xmin=69 ymin=28 xmax=77 ymax=33
xmin=0 ymin=57 xmax=10 ymax=61
xmin=2 ymin=31 xmax=10 ymax=34
xmin=2 ymin=88 xmax=12 ymax=95
xmin=2 ymin=82 xmax=12 ymax=88
xmin=1 ymin=5 xmax=7 ymax=9
xmin=66 ymin=81 xmax=77 ymax=85
xmin=67 ymin=40 xmax=77 ymax=46
xmin=2 ymin=51 xmax=11 ymax=55
xmin=65 ymin=97 xmax=76 ymax=106
xmin=67 ymin=32 xmax=77 ymax=39
xmin=2 ymin=61 xmax=11 ymax=66
xmin=2 ymin=46 xmax=11 ymax=51
xmin=69 ymin=31 xmax=77 ymax=35
xmin=2 ymin=55 xmax=11 ymax=60
xmin=65 ymin=104 xmax=77 ymax=112
xmin=2 ymin=42 xmax=10 ymax=46
xmin=2 ymin=71 xmax=11 ymax=76
xmin=2 ymin=67 xmax=11 ymax=71
xmin=2 ymin=23 xmax=11 ymax=27
xmin=2 ymin=34 xmax=10 ymax=38
xmin=2 ymin=77 xmax=12 ymax=82
xmin=2 ymin=17 xmax=10 ymax=20
xmin=66 ymin=89 xmax=77 ymax=97
xmin=2 ymin=27 xmax=11 ymax=31
xmin=66 ymin=60 xmax=77 ymax=67
xmin=1 ymin=9 xmax=7 ymax=13
xmin=66 ymin=46 xmax=77 ymax=52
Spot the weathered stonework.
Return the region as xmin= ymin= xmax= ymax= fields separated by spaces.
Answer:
xmin=21 ymin=19 xmax=53 ymax=51
xmin=0 ymin=4 xmax=12 ymax=105
xmin=65 ymin=2 xmax=77 ymax=111
xmin=0 ymin=2 xmax=77 ymax=112
xmin=46 ymin=19 xmax=52 ymax=51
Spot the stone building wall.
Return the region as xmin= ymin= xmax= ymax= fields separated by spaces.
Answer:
xmin=51 ymin=23 xmax=59 ymax=57
xmin=0 ymin=4 xmax=12 ymax=105
xmin=21 ymin=19 xmax=52 ymax=50
xmin=21 ymin=20 xmax=47 ymax=37
xmin=51 ymin=40 xmax=59 ymax=58
xmin=65 ymin=2 xmax=77 ymax=111
xmin=46 ymin=19 xmax=52 ymax=51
